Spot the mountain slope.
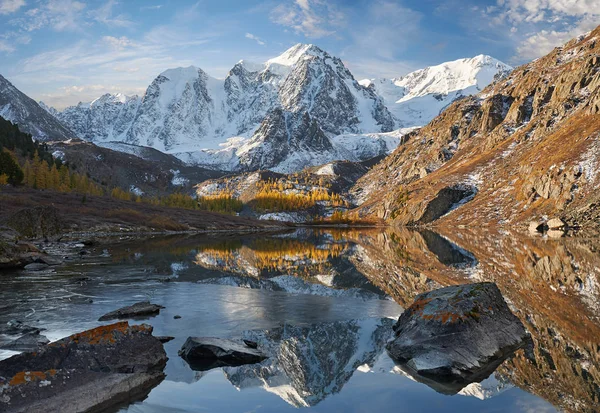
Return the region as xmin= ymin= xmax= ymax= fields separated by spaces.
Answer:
xmin=360 ymin=55 xmax=512 ymax=127
xmin=353 ymin=27 xmax=600 ymax=231
xmin=45 ymin=46 xmax=509 ymax=173
xmin=0 ymin=75 xmax=77 ymax=141
xmin=53 ymin=44 xmax=393 ymax=160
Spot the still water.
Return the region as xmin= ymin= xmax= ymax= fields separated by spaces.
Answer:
xmin=1 ymin=228 xmax=599 ymax=412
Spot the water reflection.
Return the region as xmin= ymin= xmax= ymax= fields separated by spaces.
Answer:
xmin=1 ymin=227 xmax=598 ymax=412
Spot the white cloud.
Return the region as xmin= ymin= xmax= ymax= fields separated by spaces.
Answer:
xmin=0 ymin=39 xmax=15 ymax=53
xmin=0 ymin=0 xmax=25 ymax=14
xmin=474 ymin=0 xmax=600 ymax=61
xmin=515 ymin=15 xmax=599 ymax=59
xmin=102 ymin=35 xmax=135 ymax=49
xmin=15 ymin=0 xmax=86 ymax=32
xmin=245 ymin=32 xmax=265 ymax=45
xmin=141 ymin=4 xmax=162 ymax=11
xmin=270 ymin=0 xmax=346 ymax=38
xmin=89 ymin=0 xmax=134 ymax=28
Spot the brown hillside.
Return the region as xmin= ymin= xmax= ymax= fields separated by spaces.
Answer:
xmin=353 ymin=26 xmax=600 ymax=231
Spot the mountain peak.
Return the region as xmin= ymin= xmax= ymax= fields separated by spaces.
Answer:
xmin=267 ymin=43 xmax=327 ymax=67
xmin=159 ymin=65 xmax=203 ymax=81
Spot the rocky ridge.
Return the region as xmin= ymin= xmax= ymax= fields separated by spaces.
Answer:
xmin=353 ymin=26 xmax=600 ymax=231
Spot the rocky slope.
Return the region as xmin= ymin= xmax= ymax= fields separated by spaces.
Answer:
xmin=353 ymin=26 xmax=600 ymax=231
xmin=0 ymin=75 xmax=77 ymax=141
xmin=49 ymin=139 xmax=226 ymax=197
xmin=41 ymin=45 xmax=509 ymax=173
xmin=195 ymin=159 xmax=375 ymax=222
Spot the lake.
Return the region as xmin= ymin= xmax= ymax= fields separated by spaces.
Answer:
xmin=1 ymin=227 xmax=598 ymax=412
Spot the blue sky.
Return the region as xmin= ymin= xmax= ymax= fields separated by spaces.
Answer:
xmin=0 ymin=0 xmax=598 ymax=108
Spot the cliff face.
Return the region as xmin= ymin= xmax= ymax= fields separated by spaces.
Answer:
xmin=353 ymin=27 xmax=600 ymax=231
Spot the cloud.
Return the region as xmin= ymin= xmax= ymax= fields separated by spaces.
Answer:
xmin=0 ymin=39 xmax=15 ymax=53
xmin=14 ymin=0 xmax=86 ymax=32
xmin=480 ymin=0 xmax=600 ymax=61
xmin=270 ymin=0 xmax=346 ymax=38
xmin=89 ymin=0 xmax=134 ymax=28
xmin=245 ymin=32 xmax=265 ymax=45
xmin=515 ymin=14 xmax=599 ymax=59
xmin=102 ymin=35 xmax=135 ymax=49
xmin=0 ymin=0 xmax=25 ymax=14
xmin=141 ymin=4 xmax=162 ymax=11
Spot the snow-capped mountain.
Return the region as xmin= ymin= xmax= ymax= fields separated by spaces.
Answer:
xmin=360 ymin=55 xmax=513 ymax=127
xmin=0 ymin=75 xmax=77 ymax=141
xmin=56 ymin=93 xmax=141 ymax=143
xmin=44 ymin=47 xmax=511 ymax=173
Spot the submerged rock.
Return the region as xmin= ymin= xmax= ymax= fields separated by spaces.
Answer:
xmin=98 ymin=301 xmax=165 ymax=321
xmin=386 ymin=282 xmax=530 ymax=394
xmin=179 ymin=337 xmax=267 ymax=371
xmin=0 ymin=322 xmax=167 ymax=413
xmin=23 ymin=263 xmax=49 ymax=272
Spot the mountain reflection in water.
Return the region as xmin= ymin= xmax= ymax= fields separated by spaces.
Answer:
xmin=1 ymin=228 xmax=598 ymax=412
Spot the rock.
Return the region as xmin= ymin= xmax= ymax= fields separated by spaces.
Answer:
xmin=34 ymin=254 xmax=64 ymax=266
xmin=0 ymin=322 xmax=167 ymax=413
xmin=547 ymin=218 xmax=565 ymax=229
xmin=528 ymin=220 xmax=547 ymax=234
xmin=98 ymin=301 xmax=165 ymax=321
xmin=156 ymin=336 xmax=175 ymax=343
xmin=1 ymin=332 xmax=49 ymax=352
xmin=547 ymin=229 xmax=565 ymax=238
xmin=417 ymin=185 xmax=476 ymax=224
xmin=24 ymin=263 xmax=49 ymax=272
xmin=0 ymin=320 xmax=43 ymax=336
xmin=386 ymin=282 xmax=530 ymax=395
xmin=0 ymin=241 xmax=35 ymax=269
xmin=179 ymin=337 xmax=268 ymax=371
xmin=243 ymin=339 xmax=258 ymax=349
xmin=173 ymin=315 xmax=182 ymax=319
xmin=6 ymin=206 xmax=63 ymax=239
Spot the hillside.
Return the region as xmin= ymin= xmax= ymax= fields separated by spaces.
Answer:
xmin=353 ymin=26 xmax=600 ymax=233
xmin=0 ymin=75 xmax=77 ymax=141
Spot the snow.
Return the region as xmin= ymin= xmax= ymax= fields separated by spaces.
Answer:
xmin=170 ymin=169 xmax=189 ymax=186
xmin=315 ymin=164 xmax=336 ymax=176
xmin=50 ymin=47 xmax=511 ymax=174
xmin=458 ymin=374 xmax=513 ymax=400
xmin=365 ymin=55 xmax=512 ymax=128
xmin=129 ymin=185 xmax=144 ymax=196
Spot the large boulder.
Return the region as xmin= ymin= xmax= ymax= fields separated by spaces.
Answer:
xmin=386 ymin=282 xmax=530 ymax=394
xmin=179 ymin=337 xmax=267 ymax=371
xmin=0 ymin=322 xmax=167 ymax=413
xmin=98 ymin=301 xmax=165 ymax=321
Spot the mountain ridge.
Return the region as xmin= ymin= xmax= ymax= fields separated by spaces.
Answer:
xmin=33 ymin=45 xmax=510 ymax=173
xmin=352 ymin=26 xmax=600 ymax=232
